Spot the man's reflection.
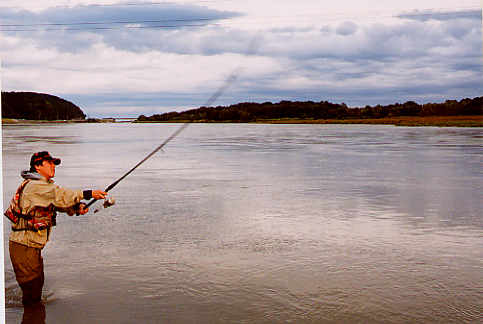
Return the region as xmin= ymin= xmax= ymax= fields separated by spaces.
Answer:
xmin=21 ymin=303 xmax=46 ymax=324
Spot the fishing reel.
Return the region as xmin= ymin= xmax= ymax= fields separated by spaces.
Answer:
xmin=94 ymin=196 xmax=116 ymax=213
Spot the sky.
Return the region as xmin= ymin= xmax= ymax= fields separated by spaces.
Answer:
xmin=1 ymin=0 xmax=482 ymax=118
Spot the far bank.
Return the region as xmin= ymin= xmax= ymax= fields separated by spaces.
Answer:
xmin=3 ymin=115 xmax=483 ymax=127
xmin=133 ymin=115 xmax=483 ymax=127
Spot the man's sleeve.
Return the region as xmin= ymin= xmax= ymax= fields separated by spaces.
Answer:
xmin=24 ymin=182 xmax=84 ymax=210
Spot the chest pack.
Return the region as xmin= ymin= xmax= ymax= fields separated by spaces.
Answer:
xmin=4 ymin=180 xmax=57 ymax=231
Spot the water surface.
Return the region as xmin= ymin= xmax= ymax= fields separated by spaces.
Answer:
xmin=3 ymin=123 xmax=483 ymax=323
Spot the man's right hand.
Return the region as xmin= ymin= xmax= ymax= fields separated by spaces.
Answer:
xmin=92 ymin=190 xmax=108 ymax=200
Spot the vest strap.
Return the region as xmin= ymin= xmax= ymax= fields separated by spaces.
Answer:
xmin=11 ymin=227 xmax=38 ymax=232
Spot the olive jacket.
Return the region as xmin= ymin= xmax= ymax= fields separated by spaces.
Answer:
xmin=9 ymin=172 xmax=85 ymax=249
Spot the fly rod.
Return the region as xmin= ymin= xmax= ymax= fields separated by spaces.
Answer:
xmin=85 ymin=34 xmax=263 ymax=210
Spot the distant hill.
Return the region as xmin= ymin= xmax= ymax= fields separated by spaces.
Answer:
xmin=1 ymin=91 xmax=86 ymax=120
xmin=138 ymin=97 xmax=483 ymax=123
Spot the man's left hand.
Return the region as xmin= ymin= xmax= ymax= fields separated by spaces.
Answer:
xmin=78 ymin=203 xmax=89 ymax=215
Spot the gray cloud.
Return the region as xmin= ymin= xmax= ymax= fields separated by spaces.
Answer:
xmin=1 ymin=2 xmax=241 ymax=28
xmin=320 ymin=25 xmax=333 ymax=35
xmin=397 ymin=9 xmax=482 ymax=22
xmin=335 ymin=21 xmax=358 ymax=36
xmin=238 ymin=10 xmax=482 ymax=107
xmin=0 ymin=2 xmax=243 ymax=53
xmin=265 ymin=10 xmax=481 ymax=64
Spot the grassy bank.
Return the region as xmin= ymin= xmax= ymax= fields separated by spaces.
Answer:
xmin=257 ymin=115 xmax=483 ymax=127
xmin=137 ymin=115 xmax=483 ymax=127
xmin=1 ymin=118 xmax=76 ymax=124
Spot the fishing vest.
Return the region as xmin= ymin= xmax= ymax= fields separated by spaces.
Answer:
xmin=4 ymin=179 xmax=57 ymax=231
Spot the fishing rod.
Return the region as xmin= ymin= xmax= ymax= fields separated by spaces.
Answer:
xmin=85 ymin=34 xmax=263 ymax=211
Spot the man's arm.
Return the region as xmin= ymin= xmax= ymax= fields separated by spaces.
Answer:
xmin=23 ymin=182 xmax=107 ymax=215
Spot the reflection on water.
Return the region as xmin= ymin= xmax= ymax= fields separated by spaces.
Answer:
xmin=21 ymin=304 xmax=46 ymax=324
xmin=3 ymin=123 xmax=483 ymax=323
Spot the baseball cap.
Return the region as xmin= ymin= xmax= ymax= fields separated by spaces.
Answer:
xmin=30 ymin=151 xmax=61 ymax=169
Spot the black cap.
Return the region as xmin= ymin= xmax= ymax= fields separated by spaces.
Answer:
xmin=30 ymin=151 xmax=61 ymax=169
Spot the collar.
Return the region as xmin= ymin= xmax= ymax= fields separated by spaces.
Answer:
xmin=20 ymin=170 xmax=51 ymax=182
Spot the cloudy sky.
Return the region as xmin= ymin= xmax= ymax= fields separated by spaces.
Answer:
xmin=1 ymin=0 xmax=482 ymax=118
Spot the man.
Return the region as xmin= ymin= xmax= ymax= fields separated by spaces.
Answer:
xmin=5 ymin=151 xmax=107 ymax=305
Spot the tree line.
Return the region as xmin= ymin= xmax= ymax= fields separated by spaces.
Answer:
xmin=1 ymin=91 xmax=86 ymax=120
xmin=138 ymin=97 xmax=483 ymax=122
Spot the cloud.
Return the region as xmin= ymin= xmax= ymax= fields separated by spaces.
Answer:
xmin=234 ymin=9 xmax=482 ymax=106
xmin=335 ymin=21 xmax=358 ymax=36
xmin=1 ymin=4 xmax=481 ymax=116
xmin=1 ymin=2 xmax=242 ymax=27
xmin=0 ymin=2 xmax=243 ymax=53
xmin=397 ymin=9 xmax=482 ymax=22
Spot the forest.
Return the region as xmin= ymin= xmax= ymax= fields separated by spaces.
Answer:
xmin=1 ymin=91 xmax=86 ymax=120
xmin=137 ymin=97 xmax=483 ymax=123
xmin=2 ymin=91 xmax=481 ymax=125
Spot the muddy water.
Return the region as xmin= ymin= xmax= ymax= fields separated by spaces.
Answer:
xmin=3 ymin=123 xmax=483 ymax=323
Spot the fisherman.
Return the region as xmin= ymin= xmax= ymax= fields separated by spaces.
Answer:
xmin=5 ymin=151 xmax=107 ymax=305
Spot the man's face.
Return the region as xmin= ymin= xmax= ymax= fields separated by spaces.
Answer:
xmin=36 ymin=160 xmax=56 ymax=180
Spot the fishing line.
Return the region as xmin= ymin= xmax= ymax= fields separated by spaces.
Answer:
xmin=85 ymin=33 xmax=263 ymax=210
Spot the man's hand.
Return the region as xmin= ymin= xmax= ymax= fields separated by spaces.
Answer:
xmin=78 ymin=203 xmax=89 ymax=215
xmin=92 ymin=190 xmax=108 ymax=200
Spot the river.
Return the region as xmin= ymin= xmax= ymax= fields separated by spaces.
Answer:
xmin=3 ymin=123 xmax=483 ymax=323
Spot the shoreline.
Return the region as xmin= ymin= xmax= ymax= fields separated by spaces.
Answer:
xmin=135 ymin=115 xmax=483 ymax=127
xmin=3 ymin=115 xmax=482 ymax=127
xmin=257 ymin=115 xmax=483 ymax=127
xmin=1 ymin=118 xmax=115 ymax=125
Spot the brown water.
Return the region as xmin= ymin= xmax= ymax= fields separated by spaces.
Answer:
xmin=3 ymin=123 xmax=483 ymax=323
